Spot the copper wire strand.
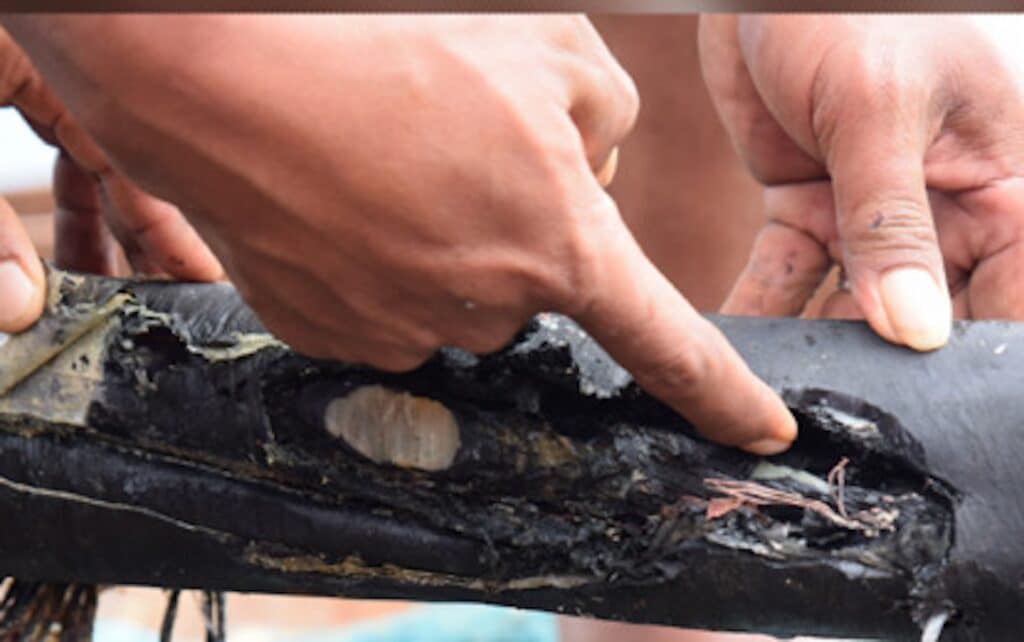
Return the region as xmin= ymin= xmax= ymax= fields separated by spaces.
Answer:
xmin=828 ymin=457 xmax=851 ymax=518
xmin=704 ymin=471 xmax=893 ymax=533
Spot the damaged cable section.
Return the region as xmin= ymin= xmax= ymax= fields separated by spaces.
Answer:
xmin=0 ymin=271 xmax=991 ymax=641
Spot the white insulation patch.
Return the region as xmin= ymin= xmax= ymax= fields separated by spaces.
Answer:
xmin=325 ymin=385 xmax=461 ymax=472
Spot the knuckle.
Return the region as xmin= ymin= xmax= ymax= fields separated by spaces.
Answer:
xmin=457 ymin=325 xmax=521 ymax=355
xmin=556 ymin=23 xmax=637 ymax=147
xmin=392 ymin=323 xmax=442 ymax=356
xmin=640 ymin=341 xmax=716 ymax=402
xmin=370 ymin=350 xmax=430 ymax=373
xmin=544 ymin=15 xmax=588 ymax=52
xmin=811 ymin=51 xmax=884 ymax=143
xmin=559 ymin=15 xmax=601 ymax=54
xmin=567 ymin=15 xmax=595 ymax=46
xmin=843 ymin=198 xmax=937 ymax=257
xmin=328 ymin=345 xmax=378 ymax=366
xmin=359 ymin=325 xmax=439 ymax=372
xmin=459 ymin=336 xmax=504 ymax=355
xmin=592 ymin=59 xmax=640 ymax=144
xmin=614 ymin=68 xmax=641 ymax=136
xmin=54 ymin=115 xmax=112 ymax=174
xmin=814 ymin=59 xmax=928 ymax=156
xmin=286 ymin=335 xmax=330 ymax=360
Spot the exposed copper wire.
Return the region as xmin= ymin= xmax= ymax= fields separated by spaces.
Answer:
xmin=828 ymin=457 xmax=851 ymax=518
xmin=704 ymin=473 xmax=894 ymax=533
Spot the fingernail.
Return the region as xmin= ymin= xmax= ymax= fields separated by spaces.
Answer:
xmin=742 ymin=437 xmax=791 ymax=456
xmin=879 ymin=267 xmax=951 ymax=352
xmin=0 ymin=261 xmax=36 ymax=330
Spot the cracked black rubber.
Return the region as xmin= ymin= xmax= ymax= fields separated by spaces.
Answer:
xmin=0 ymin=270 xmax=1021 ymax=641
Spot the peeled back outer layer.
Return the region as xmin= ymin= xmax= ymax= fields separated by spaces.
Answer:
xmin=0 ymin=270 xmax=1020 ymax=641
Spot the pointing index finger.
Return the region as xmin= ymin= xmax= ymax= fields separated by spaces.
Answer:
xmin=570 ymin=195 xmax=797 ymax=455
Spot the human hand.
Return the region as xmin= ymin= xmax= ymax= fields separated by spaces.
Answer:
xmin=700 ymin=15 xmax=1024 ymax=343
xmin=8 ymin=15 xmax=797 ymax=453
xmin=0 ymin=26 xmax=223 ymax=332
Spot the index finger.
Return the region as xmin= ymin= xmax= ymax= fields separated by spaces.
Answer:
xmin=570 ymin=191 xmax=797 ymax=455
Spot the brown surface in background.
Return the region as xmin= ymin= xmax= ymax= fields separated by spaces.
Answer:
xmin=594 ymin=15 xmax=764 ymax=311
xmin=20 ymin=211 xmax=54 ymax=259
xmin=8 ymin=190 xmax=55 ymax=259
xmin=6 ymin=189 xmax=54 ymax=216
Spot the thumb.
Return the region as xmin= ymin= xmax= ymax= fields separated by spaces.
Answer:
xmin=827 ymin=114 xmax=951 ymax=351
xmin=571 ymin=192 xmax=797 ymax=455
xmin=0 ymin=197 xmax=45 ymax=334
